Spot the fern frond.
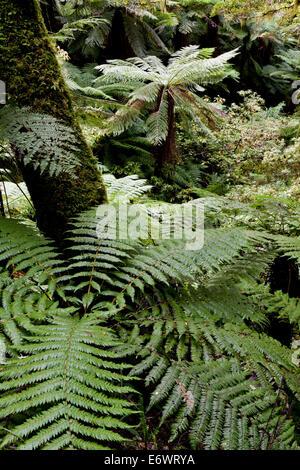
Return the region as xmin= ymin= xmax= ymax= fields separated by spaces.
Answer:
xmin=0 ymin=196 xmax=298 ymax=451
xmin=103 ymin=174 xmax=152 ymax=202
xmin=274 ymin=234 xmax=300 ymax=263
xmin=0 ymin=313 xmax=136 ymax=450
xmin=128 ymin=307 xmax=299 ymax=450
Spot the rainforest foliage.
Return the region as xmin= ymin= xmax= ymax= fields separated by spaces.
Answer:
xmin=0 ymin=0 xmax=299 ymax=451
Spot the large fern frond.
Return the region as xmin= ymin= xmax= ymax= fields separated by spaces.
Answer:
xmin=0 ymin=107 xmax=80 ymax=177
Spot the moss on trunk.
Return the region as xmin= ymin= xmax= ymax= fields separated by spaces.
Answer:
xmin=0 ymin=0 xmax=107 ymax=242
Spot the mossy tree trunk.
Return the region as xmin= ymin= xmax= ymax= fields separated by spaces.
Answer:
xmin=0 ymin=0 xmax=107 ymax=242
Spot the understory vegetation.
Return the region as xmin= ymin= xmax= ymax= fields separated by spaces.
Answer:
xmin=0 ymin=0 xmax=299 ymax=451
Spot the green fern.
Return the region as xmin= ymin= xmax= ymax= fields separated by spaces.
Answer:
xmin=0 ymin=107 xmax=80 ymax=177
xmin=96 ymin=46 xmax=239 ymax=144
xmin=125 ymin=299 xmax=299 ymax=449
xmin=0 ymin=313 xmax=136 ymax=450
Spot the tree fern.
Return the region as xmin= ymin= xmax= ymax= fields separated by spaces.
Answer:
xmin=275 ymin=234 xmax=300 ymax=264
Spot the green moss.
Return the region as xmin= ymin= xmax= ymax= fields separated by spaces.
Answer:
xmin=0 ymin=0 xmax=107 ymax=242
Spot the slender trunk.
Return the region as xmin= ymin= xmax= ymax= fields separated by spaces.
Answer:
xmin=0 ymin=0 xmax=107 ymax=242
xmin=153 ymin=93 xmax=178 ymax=176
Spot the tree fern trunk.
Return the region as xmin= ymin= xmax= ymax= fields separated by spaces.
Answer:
xmin=174 ymin=30 xmax=191 ymax=50
xmin=108 ymin=9 xmax=135 ymax=59
xmin=204 ymin=15 xmax=220 ymax=50
xmin=0 ymin=0 xmax=107 ymax=242
xmin=153 ymin=93 xmax=178 ymax=176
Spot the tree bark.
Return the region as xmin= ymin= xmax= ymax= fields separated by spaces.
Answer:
xmin=153 ymin=93 xmax=178 ymax=176
xmin=0 ymin=0 xmax=107 ymax=242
